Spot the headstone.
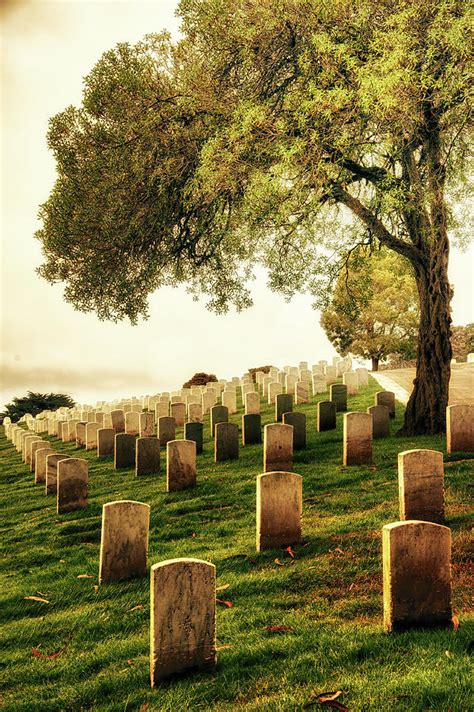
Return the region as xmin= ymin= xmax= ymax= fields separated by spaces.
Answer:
xmin=139 ymin=411 xmax=155 ymax=438
xmin=158 ymin=417 xmax=176 ymax=447
xmin=97 ymin=428 xmax=115 ymax=457
xmin=111 ymin=409 xmax=125 ymax=432
xmin=268 ymin=382 xmax=283 ymax=405
xmin=367 ymin=405 xmax=390 ymax=438
xmin=343 ymin=412 xmax=373 ymax=465
xmin=57 ymin=458 xmax=88 ymax=513
xmin=150 ymin=558 xmax=216 ymax=685
xmin=188 ymin=403 xmax=203 ymax=423
xmin=125 ymin=411 xmax=140 ymax=436
xmin=114 ymin=433 xmax=136 ymax=469
xmin=155 ymin=402 xmax=169 ymax=419
xmin=330 ymin=383 xmax=348 ymax=412
xmin=398 ymin=450 xmax=445 ymax=523
xmin=25 ymin=437 xmax=42 ymax=465
xmin=245 ymin=391 xmax=260 ymax=415
xmin=183 ymin=422 xmax=203 ymax=454
xmin=242 ymin=414 xmax=262 ymax=446
xmin=95 ymin=412 xmax=105 ymax=427
xmin=324 ymin=365 xmax=337 ymax=384
xmin=29 ymin=439 xmax=48 ymax=472
xmin=263 ymin=423 xmax=293 ymax=472
xmin=45 ymin=453 xmax=69 ymax=495
xmin=356 ymin=367 xmax=369 ymax=387
xmin=343 ymin=371 xmax=359 ymax=396
xmin=214 ymin=422 xmax=239 ymax=462
xmin=222 ymin=390 xmax=237 ymax=414
xmin=75 ymin=422 xmax=87 ymax=448
xmin=275 ymin=393 xmax=293 ymax=422
xmin=283 ymin=412 xmax=306 ymax=450
xmin=312 ymin=376 xmax=326 ymax=395
xmin=295 ymin=381 xmax=309 ymax=404
xmin=383 ymin=521 xmax=452 ymax=632
xmin=285 ymin=374 xmax=298 ymax=395
xmin=48 ymin=418 xmax=58 ymax=436
xmin=210 ymin=405 xmax=229 ymax=436
xmin=34 ymin=446 xmax=55 ymax=483
xmin=256 ymin=471 xmax=302 ymax=551
xmin=85 ymin=422 xmax=100 ymax=450
xmin=99 ymin=500 xmax=150 ymax=583
xmin=170 ymin=402 xmax=186 ymax=427
xmin=375 ymin=391 xmax=395 ymax=418
xmin=446 ymin=404 xmax=474 ymax=453
xmin=136 ymin=437 xmax=161 ymax=476
xmin=167 ymin=440 xmax=197 ymax=491
xmin=467 ymin=352 xmax=474 ymax=363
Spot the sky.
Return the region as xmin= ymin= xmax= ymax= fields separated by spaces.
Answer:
xmin=1 ymin=0 xmax=473 ymax=409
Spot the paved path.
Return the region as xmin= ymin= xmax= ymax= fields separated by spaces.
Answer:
xmin=370 ymin=363 xmax=474 ymax=405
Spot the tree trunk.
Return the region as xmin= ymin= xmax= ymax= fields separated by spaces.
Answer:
xmin=371 ymin=357 xmax=379 ymax=371
xmin=401 ymin=246 xmax=452 ymax=435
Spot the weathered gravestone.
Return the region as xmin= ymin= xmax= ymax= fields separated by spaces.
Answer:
xmin=263 ymin=423 xmax=293 ymax=472
xmin=85 ymin=422 xmax=100 ymax=450
xmin=242 ymin=414 xmax=262 ymax=446
xmin=95 ymin=412 xmax=105 ymax=427
xmin=155 ymin=402 xmax=169 ymax=419
xmin=97 ymin=428 xmax=115 ymax=457
xmin=383 ymin=520 xmax=452 ymax=632
xmin=268 ymin=382 xmax=283 ymax=405
xmin=317 ymin=401 xmax=337 ymax=432
xmin=114 ymin=433 xmax=136 ymax=469
xmin=312 ymin=376 xmax=327 ymax=395
xmin=59 ymin=421 xmax=69 ymax=443
xmin=125 ymin=411 xmax=140 ymax=436
xmin=398 ymin=450 xmax=444 ymax=524
xmin=24 ymin=435 xmax=40 ymax=464
xmin=34 ymin=447 xmax=55 ymax=484
xmin=67 ymin=419 xmax=81 ymax=443
xmin=367 ymin=404 xmax=390 ymax=438
xmin=285 ymin=374 xmax=298 ymax=395
xmin=139 ymin=412 xmax=155 ymax=438
xmin=57 ymin=458 xmax=88 ymax=513
xmin=343 ymin=371 xmax=359 ymax=396
xmin=275 ymin=393 xmax=293 ymax=422
xmin=158 ymin=417 xmax=176 ymax=447
xmin=375 ymin=391 xmax=395 ymax=418
xmin=188 ymin=402 xmax=203 ymax=423
xmin=325 ymin=365 xmax=337 ymax=384
xmin=283 ymin=412 xmax=306 ymax=450
xmin=150 ymin=558 xmax=216 ymax=685
xmin=214 ymin=422 xmax=239 ymax=462
xmin=256 ymin=471 xmax=302 ymax=551
xmin=330 ymin=384 xmax=348 ymax=412
xmin=295 ymin=381 xmax=309 ymax=405
xmin=111 ymin=409 xmax=125 ymax=432
xmin=446 ymin=404 xmax=474 ymax=453
xmin=184 ymin=422 xmax=204 ymax=454
xmin=99 ymin=500 xmax=150 ymax=583
xmin=343 ymin=412 xmax=373 ymax=465
xmin=210 ymin=405 xmax=229 ymax=437
xmin=356 ymin=367 xmax=369 ymax=388
xmin=167 ymin=440 xmax=197 ymax=491
xmin=45 ymin=453 xmax=68 ymax=495
xmin=30 ymin=440 xmax=48 ymax=472
xmin=222 ymin=390 xmax=237 ymax=414
xmin=170 ymin=402 xmax=186 ymax=427
xmin=136 ymin=437 xmax=161 ymax=476
xmin=75 ymin=422 xmax=87 ymax=448
xmin=245 ymin=391 xmax=260 ymax=415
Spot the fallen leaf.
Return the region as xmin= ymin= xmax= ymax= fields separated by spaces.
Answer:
xmin=452 ymin=615 xmax=460 ymax=630
xmin=24 ymin=596 xmax=49 ymax=604
xmin=31 ymin=647 xmax=63 ymax=659
xmin=191 ymin=532 xmax=196 ymax=538
xmin=319 ymin=692 xmax=343 ymax=703
xmin=445 ymin=650 xmax=452 ymax=658
xmin=59 ymin=560 xmax=65 ymax=564
xmin=274 ymin=558 xmax=285 ymax=566
xmin=216 ymin=584 xmax=230 ymax=592
xmin=127 ymin=604 xmax=144 ymax=613
xmin=127 ymin=659 xmax=135 ymax=666
xmin=265 ymin=625 xmax=294 ymax=633
xmin=93 ymin=585 xmax=99 ymax=593
xmin=286 ymin=546 xmax=295 ymax=558
xmin=216 ymin=598 xmax=233 ymax=608
xmin=334 ymin=547 xmax=345 ymax=555
xmin=216 ymin=644 xmax=233 ymax=651
xmin=36 ymin=591 xmax=48 ymax=596
xmin=77 ymin=574 xmax=94 ymax=579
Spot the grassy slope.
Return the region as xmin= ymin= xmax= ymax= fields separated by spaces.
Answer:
xmin=0 ymin=377 xmax=473 ymax=712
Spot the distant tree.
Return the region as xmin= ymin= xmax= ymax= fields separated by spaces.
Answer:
xmin=1 ymin=392 xmax=75 ymax=423
xmin=182 ymin=372 xmax=218 ymax=389
xmin=248 ymin=365 xmax=271 ymax=382
xmin=451 ymin=324 xmax=474 ymax=361
xmin=321 ymin=248 xmax=419 ymax=371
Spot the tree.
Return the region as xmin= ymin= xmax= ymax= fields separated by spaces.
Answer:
xmin=182 ymin=372 xmax=218 ymax=388
xmin=321 ymin=248 xmax=419 ymax=371
xmin=1 ymin=392 xmax=75 ymax=423
xmin=451 ymin=323 xmax=474 ymax=361
xmin=36 ymin=1 xmax=473 ymax=434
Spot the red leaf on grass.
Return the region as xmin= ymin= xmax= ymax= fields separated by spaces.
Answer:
xmin=32 ymin=647 xmax=63 ymax=660
xmin=452 ymin=615 xmax=460 ymax=630
xmin=216 ymin=598 xmax=233 ymax=608
xmin=286 ymin=546 xmax=295 ymax=558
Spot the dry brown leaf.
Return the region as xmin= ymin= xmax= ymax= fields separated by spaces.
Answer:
xmin=127 ymin=604 xmax=144 ymax=612
xmin=77 ymin=574 xmax=94 ymax=579
xmin=216 ymin=644 xmax=233 ymax=651
xmin=32 ymin=647 xmax=63 ymax=660
xmin=319 ymin=691 xmax=343 ymax=703
xmin=452 ymin=614 xmax=460 ymax=630
xmin=274 ymin=558 xmax=285 ymax=566
xmin=36 ymin=591 xmax=48 ymax=596
xmin=24 ymin=596 xmax=49 ymax=604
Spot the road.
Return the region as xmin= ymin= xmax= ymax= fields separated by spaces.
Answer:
xmin=370 ymin=363 xmax=474 ymax=405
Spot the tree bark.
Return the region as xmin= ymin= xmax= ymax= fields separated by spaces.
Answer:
xmin=371 ymin=357 xmax=379 ymax=371
xmin=401 ymin=245 xmax=452 ymax=435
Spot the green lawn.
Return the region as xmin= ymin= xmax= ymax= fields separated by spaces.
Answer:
xmin=1 ymin=378 xmax=473 ymax=711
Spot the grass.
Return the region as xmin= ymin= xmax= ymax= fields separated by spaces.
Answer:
xmin=0 ymin=377 xmax=473 ymax=711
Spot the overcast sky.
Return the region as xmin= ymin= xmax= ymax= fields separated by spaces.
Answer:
xmin=1 ymin=0 xmax=473 ymax=408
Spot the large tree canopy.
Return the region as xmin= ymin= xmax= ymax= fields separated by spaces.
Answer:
xmin=37 ymin=0 xmax=473 ymax=434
